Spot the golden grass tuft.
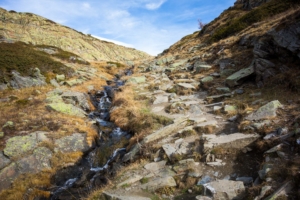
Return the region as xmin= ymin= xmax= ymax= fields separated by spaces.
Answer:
xmin=110 ymin=85 xmax=173 ymax=149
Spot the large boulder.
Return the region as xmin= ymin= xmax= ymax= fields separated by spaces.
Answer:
xmin=0 ymin=147 xmax=52 ymax=191
xmin=10 ymin=69 xmax=46 ymax=89
xmin=269 ymin=21 xmax=300 ymax=59
xmin=54 ymin=133 xmax=90 ymax=153
xmin=46 ymin=102 xmax=87 ymax=117
xmin=194 ymin=61 xmax=212 ymax=73
xmin=246 ymin=100 xmax=282 ymax=121
xmin=61 ymin=91 xmax=90 ymax=111
xmin=226 ymin=66 xmax=254 ymax=87
xmin=3 ymin=132 xmax=49 ymax=158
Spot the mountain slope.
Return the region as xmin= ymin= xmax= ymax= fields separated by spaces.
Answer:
xmin=0 ymin=8 xmax=151 ymax=62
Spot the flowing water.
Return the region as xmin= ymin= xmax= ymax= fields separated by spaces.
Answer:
xmin=49 ymin=71 xmax=132 ymax=200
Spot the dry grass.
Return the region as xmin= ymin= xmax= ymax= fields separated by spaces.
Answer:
xmin=110 ymin=85 xmax=173 ymax=150
xmin=0 ymin=151 xmax=83 ymax=200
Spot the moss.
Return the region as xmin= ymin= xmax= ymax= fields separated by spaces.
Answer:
xmin=210 ymin=0 xmax=300 ymax=42
xmin=107 ymin=61 xmax=126 ymax=68
xmin=0 ymin=42 xmax=74 ymax=84
xmin=140 ymin=177 xmax=149 ymax=184
xmin=15 ymin=99 xmax=30 ymax=106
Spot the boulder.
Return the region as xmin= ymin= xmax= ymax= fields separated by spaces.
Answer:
xmin=226 ymin=66 xmax=254 ymax=87
xmin=216 ymin=87 xmax=231 ymax=93
xmin=140 ymin=176 xmax=176 ymax=191
xmin=127 ymin=76 xmax=146 ymax=84
xmin=61 ymin=91 xmax=90 ymax=111
xmin=50 ymin=79 xmax=60 ymax=87
xmin=0 ymin=147 xmax=52 ymax=191
xmin=201 ymin=76 xmax=214 ymax=83
xmin=194 ymin=61 xmax=212 ymax=73
xmin=224 ymin=105 xmax=237 ymax=114
xmin=10 ymin=70 xmax=46 ymax=89
xmin=203 ymin=133 xmax=260 ymax=149
xmin=65 ymin=79 xmax=83 ymax=87
xmin=269 ymin=21 xmax=300 ymax=58
xmin=144 ymin=161 xmax=167 ymax=173
xmin=117 ymin=174 xmax=144 ymax=188
xmin=54 ymin=133 xmax=89 ymax=153
xmin=46 ymin=102 xmax=86 ymax=117
xmin=153 ymin=95 xmax=169 ymax=105
xmin=170 ymin=59 xmax=188 ymax=68
xmin=123 ymin=117 xmax=187 ymax=162
xmin=203 ymin=180 xmax=245 ymax=199
xmin=56 ymin=74 xmax=65 ymax=82
xmin=4 ymin=132 xmax=49 ymax=158
xmin=177 ymin=83 xmax=196 ymax=89
xmin=246 ymin=100 xmax=282 ymax=121
xmin=102 ymin=191 xmax=151 ymax=200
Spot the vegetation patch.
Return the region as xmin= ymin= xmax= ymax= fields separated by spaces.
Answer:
xmin=107 ymin=61 xmax=126 ymax=68
xmin=210 ymin=0 xmax=300 ymax=42
xmin=0 ymin=42 xmax=74 ymax=84
xmin=110 ymin=86 xmax=173 ymax=148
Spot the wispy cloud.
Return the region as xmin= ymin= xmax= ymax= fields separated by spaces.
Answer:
xmin=145 ymin=0 xmax=167 ymax=10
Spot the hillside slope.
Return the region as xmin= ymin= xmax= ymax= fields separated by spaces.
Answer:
xmin=0 ymin=8 xmax=151 ymax=62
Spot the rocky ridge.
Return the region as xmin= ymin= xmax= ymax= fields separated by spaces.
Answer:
xmin=0 ymin=8 xmax=152 ymax=62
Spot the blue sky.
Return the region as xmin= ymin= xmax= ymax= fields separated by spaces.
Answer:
xmin=0 ymin=0 xmax=236 ymax=55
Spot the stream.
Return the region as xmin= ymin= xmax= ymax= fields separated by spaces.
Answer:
xmin=49 ymin=69 xmax=133 ymax=200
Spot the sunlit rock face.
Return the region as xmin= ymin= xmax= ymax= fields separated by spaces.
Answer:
xmin=0 ymin=8 xmax=152 ymax=62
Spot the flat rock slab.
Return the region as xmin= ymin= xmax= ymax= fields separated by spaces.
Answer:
xmin=102 ymin=191 xmax=151 ymax=200
xmin=144 ymin=161 xmax=167 ymax=173
xmin=140 ymin=176 xmax=176 ymax=191
xmin=54 ymin=133 xmax=90 ymax=153
xmin=246 ymin=100 xmax=282 ymax=121
xmin=143 ymin=117 xmax=188 ymax=144
xmin=226 ymin=66 xmax=254 ymax=87
xmin=177 ymin=83 xmax=196 ymax=89
xmin=204 ymin=180 xmax=245 ymax=199
xmin=117 ymin=174 xmax=144 ymax=188
xmin=151 ymin=105 xmax=165 ymax=113
xmin=61 ymin=91 xmax=90 ymax=111
xmin=153 ymin=95 xmax=169 ymax=105
xmin=46 ymin=103 xmax=87 ymax=117
xmin=4 ymin=131 xmax=49 ymax=158
xmin=203 ymin=133 xmax=260 ymax=149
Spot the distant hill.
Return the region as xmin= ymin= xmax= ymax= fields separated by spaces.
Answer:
xmin=0 ymin=8 xmax=152 ymax=62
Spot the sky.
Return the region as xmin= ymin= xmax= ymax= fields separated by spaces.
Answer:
xmin=0 ymin=0 xmax=236 ymax=56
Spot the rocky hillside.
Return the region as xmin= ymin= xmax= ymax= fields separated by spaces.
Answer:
xmin=0 ymin=8 xmax=151 ymax=62
xmin=1 ymin=0 xmax=300 ymax=200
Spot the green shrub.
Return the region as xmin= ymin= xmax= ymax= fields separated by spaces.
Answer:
xmin=107 ymin=61 xmax=126 ymax=68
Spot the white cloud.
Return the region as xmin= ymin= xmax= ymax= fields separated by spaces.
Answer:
xmin=145 ymin=0 xmax=167 ymax=10
xmin=82 ymin=2 xmax=90 ymax=9
xmin=92 ymin=35 xmax=133 ymax=48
